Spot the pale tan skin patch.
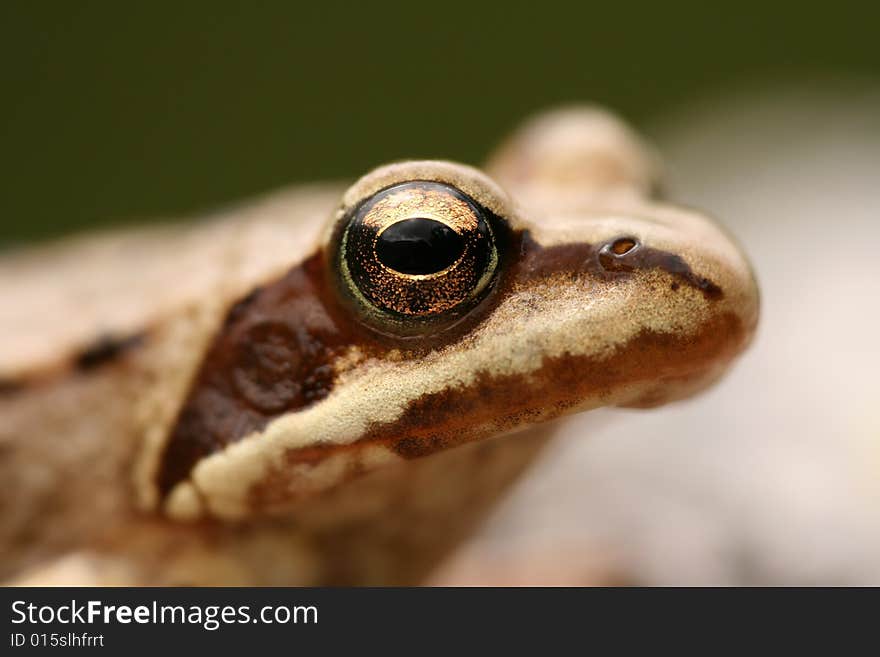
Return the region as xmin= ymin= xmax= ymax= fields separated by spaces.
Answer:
xmin=0 ymin=106 xmax=758 ymax=585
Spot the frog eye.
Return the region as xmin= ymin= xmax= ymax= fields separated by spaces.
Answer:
xmin=336 ymin=181 xmax=500 ymax=332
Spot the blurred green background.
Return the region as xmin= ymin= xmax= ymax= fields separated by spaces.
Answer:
xmin=1 ymin=1 xmax=877 ymax=245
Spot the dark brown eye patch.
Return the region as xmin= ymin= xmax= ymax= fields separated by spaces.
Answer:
xmin=336 ymin=181 xmax=500 ymax=331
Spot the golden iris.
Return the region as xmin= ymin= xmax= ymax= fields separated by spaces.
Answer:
xmin=338 ymin=181 xmax=499 ymax=327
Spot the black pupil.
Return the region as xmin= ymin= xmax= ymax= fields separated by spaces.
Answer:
xmin=375 ymin=218 xmax=465 ymax=275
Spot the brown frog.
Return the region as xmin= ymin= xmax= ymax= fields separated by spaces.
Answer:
xmin=0 ymin=107 xmax=759 ymax=585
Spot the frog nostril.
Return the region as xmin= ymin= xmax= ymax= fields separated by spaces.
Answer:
xmin=598 ymin=237 xmax=639 ymax=272
xmin=610 ymin=237 xmax=637 ymax=255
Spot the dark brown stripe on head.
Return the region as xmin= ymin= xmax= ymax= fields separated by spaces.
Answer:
xmin=157 ymin=251 xmax=393 ymax=496
xmin=518 ymin=231 xmax=723 ymax=300
xmin=75 ymin=332 xmax=146 ymax=370
xmin=598 ymin=237 xmax=723 ymax=300
xmin=156 ymin=234 xmax=518 ymax=497
xmin=0 ymin=377 xmax=25 ymax=397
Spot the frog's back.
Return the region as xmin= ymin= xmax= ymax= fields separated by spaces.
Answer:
xmin=0 ymin=184 xmax=342 ymax=381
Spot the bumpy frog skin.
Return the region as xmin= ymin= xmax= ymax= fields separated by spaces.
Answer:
xmin=0 ymin=107 xmax=758 ymax=585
